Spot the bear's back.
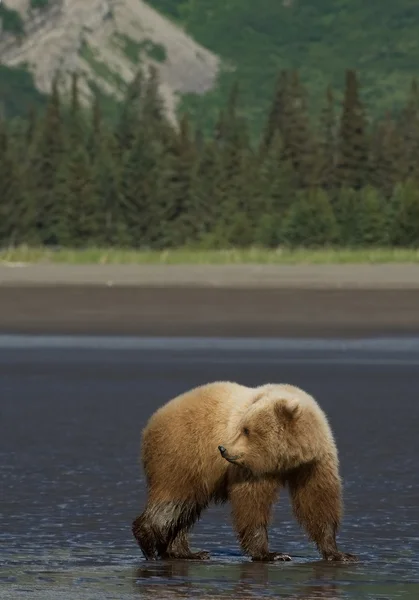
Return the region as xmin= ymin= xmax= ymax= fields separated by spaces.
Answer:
xmin=140 ymin=381 xmax=257 ymax=487
xmin=148 ymin=380 xmax=253 ymax=423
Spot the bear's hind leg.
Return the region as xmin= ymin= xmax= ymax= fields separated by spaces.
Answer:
xmin=133 ymin=499 xmax=209 ymax=561
xmin=286 ymin=460 xmax=358 ymax=563
xmin=132 ymin=509 xmax=158 ymax=560
xmin=229 ymin=476 xmax=290 ymax=562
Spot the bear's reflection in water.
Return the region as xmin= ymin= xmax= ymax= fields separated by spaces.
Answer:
xmin=133 ymin=559 xmax=344 ymax=599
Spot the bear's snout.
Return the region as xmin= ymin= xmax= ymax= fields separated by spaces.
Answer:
xmin=218 ymin=445 xmax=241 ymax=464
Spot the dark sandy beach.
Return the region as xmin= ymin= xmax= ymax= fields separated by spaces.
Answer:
xmin=2 ymin=338 xmax=419 ymax=599
xmin=0 ymin=264 xmax=418 ymax=337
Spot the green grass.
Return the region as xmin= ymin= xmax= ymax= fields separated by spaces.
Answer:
xmin=1 ymin=246 xmax=419 ymax=265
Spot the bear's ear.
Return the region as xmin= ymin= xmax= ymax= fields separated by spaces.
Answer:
xmin=274 ymin=397 xmax=301 ymax=421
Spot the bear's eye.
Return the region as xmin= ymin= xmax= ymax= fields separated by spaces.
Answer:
xmin=243 ymin=427 xmax=250 ymax=436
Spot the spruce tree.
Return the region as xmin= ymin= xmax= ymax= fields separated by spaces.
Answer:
xmin=25 ymin=75 xmax=65 ymax=244
xmin=391 ymin=180 xmax=419 ymax=247
xmin=279 ymin=71 xmax=317 ymax=189
xmin=141 ymin=65 xmax=171 ymax=141
xmin=333 ymin=186 xmax=358 ymax=246
xmin=281 ymin=188 xmax=339 ymax=248
xmin=397 ymin=78 xmax=419 ymax=182
xmin=189 ymin=138 xmax=225 ymax=247
xmin=260 ymin=70 xmax=289 ymax=154
xmin=119 ymin=125 xmax=156 ymax=247
xmin=25 ymin=104 xmax=38 ymax=147
xmin=0 ymin=120 xmax=30 ymax=246
xmin=116 ymin=68 xmax=144 ymax=152
xmin=55 ymin=144 xmax=98 ymax=247
xmin=119 ymin=65 xmax=177 ymax=248
xmin=66 ymin=71 xmax=86 ymax=148
xmin=318 ymin=86 xmax=338 ymax=191
xmin=148 ymin=113 xmax=198 ymax=248
xmin=86 ymin=89 xmax=103 ymax=161
xmin=369 ymin=113 xmax=402 ymax=197
xmin=92 ymin=128 xmax=125 ymax=246
xmin=353 ymin=186 xmax=389 ymax=246
xmin=336 ymin=69 xmax=369 ymax=190
xmin=166 ymin=113 xmax=200 ymax=246
xmin=253 ymin=130 xmax=297 ymax=246
xmin=211 ymin=83 xmax=254 ymax=244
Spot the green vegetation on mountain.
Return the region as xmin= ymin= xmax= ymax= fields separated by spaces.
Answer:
xmin=2 ymin=66 xmax=419 ymax=251
xmin=80 ymin=41 xmax=126 ymax=91
xmin=147 ymin=0 xmax=419 ymax=136
xmin=112 ymin=34 xmax=167 ymax=65
xmin=0 ymin=3 xmax=24 ymax=36
xmin=30 ymin=0 xmax=50 ymax=9
xmin=3 ymin=0 xmax=419 ymax=137
xmin=0 ymin=65 xmax=47 ymax=119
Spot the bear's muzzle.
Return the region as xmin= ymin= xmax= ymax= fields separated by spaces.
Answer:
xmin=218 ymin=445 xmax=241 ymax=464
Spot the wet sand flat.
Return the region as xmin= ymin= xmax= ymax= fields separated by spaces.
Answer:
xmin=0 ymin=263 xmax=418 ymax=337
xmin=1 ymin=338 xmax=419 ymax=599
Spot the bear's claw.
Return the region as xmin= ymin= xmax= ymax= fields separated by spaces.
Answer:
xmin=324 ymin=551 xmax=358 ymax=563
xmin=252 ymin=552 xmax=292 ymax=562
xmin=190 ymin=551 xmax=211 ymax=560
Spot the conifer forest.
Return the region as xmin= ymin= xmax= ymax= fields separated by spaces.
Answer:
xmin=2 ymin=66 xmax=419 ymax=250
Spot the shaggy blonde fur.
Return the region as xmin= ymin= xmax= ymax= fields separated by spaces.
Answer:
xmin=132 ymin=381 xmax=357 ymax=562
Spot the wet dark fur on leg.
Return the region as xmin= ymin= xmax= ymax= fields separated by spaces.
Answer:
xmin=228 ymin=472 xmax=291 ymax=562
xmin=132 ymin=500 xmax=209 ymax=560
xmin=285 ymin=461 xmax=357 ymax=563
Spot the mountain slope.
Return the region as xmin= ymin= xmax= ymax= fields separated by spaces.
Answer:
xmin=0 ymin=0 xmax=220 ymax=123
xmin=2 ymin=0 xmax=419 ymax=135
xmin=148 ymin=0 xmax=419 ymax=134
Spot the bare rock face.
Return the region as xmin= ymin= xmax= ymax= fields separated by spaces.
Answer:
xmin=0 ymin=0 xmax=221 ymax=123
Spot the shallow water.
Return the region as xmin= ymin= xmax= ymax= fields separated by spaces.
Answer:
xmin=1 ymin=336 xmax=419 ymax=599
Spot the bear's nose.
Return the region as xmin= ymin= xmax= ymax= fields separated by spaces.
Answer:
xmin=218 ymin=445 xmax=226 ymax=455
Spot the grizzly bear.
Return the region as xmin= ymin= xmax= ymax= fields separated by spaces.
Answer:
xmin=132 ymin=381 xmax=357 ymax=563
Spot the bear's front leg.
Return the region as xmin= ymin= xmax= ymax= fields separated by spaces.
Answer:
xmin=163 ymin=530 xmax=210 ymax=560
xmin=286 ymin=460 xmax=358 ymax=563
xmin=229 ymin=475 xmax=290 ymax=562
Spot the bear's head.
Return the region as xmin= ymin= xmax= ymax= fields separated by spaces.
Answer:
xmin=218 ymin=384 xmax=333 ymax=477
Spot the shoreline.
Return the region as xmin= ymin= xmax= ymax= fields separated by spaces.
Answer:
xmin=1 ymin=288 xmax=419 ymax=339
xmin=1 ymin=264 xmax=418 ymax=338
xmin=1 ymin=263 xmax=419 ymax=288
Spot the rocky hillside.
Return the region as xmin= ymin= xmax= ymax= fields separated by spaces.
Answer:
xmin=2 ymin=0 xmax=419 ymax=136
xmin=0 ymin=0 xmax=220 ymax=123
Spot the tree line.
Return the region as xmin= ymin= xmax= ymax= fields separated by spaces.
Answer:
xmin=1 ymin=66 xmax=419 ymax=249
